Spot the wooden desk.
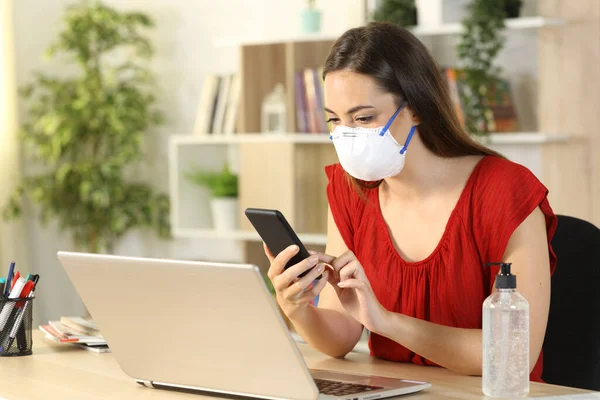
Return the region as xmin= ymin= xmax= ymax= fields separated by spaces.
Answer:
xmin=0 ymin=332 xmax=595 ymax=400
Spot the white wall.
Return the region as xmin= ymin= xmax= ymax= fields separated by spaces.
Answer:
xmin=12 ymin=0 xmax=365 ymax=326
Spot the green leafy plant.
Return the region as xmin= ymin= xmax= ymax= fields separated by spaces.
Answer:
xmin=373 ymin=0 xmax=417 ymax=27
xmin=185 ymin=165 xmax=238 ymax=198
xmin=457 ymin=0 xmax=508 ymax=136
xmin=2 ymin=1 xmax=170 ymax=254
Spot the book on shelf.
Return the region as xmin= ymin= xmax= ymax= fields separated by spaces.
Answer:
xmin=222 ymin=73 xmax=241 ymax=135
xmin=193 ymin=73 xmax=241 ymax=135
xmin=442 ymin=67 xmax=519 ymax=133
xmin=295 ymin=66 xmax=328 ymax=134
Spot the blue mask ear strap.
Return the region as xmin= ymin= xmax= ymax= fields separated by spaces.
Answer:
xmin=399 ymin=125 xmax=417 ymax=155
xmin=380 ymin=104 xmax=405 ymax=136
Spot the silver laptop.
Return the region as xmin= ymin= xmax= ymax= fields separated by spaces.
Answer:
xmin=57 ymin=251 xmax=431 ymax=400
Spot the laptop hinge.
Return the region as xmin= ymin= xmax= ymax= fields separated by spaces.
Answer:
xmin=142 ymin=380 xmax=155 ymax=388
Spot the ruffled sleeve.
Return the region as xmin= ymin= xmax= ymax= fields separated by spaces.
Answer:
xmin=471 ymin=157 xmax=558 ymax=290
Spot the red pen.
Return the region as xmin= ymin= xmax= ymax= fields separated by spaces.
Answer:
xmin=10 ymin=271 xmax=20 ymax=291
xmin=16 ymin=280 xmax=34 ymax=308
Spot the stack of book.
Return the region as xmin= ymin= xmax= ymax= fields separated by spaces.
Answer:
xmin=442 ymin=67 xmax=519 ymax=133
xmin=193 ymin=73 xmax=241 ymax=135
xmin=295 ymin=66 xmax=328 ymax=134
xmin=39 ymin=316 xmax=110 ymax=353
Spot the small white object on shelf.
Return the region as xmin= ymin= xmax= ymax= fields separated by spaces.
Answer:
xmin=261 ymin=83 xmax=287 ymax=134
xmin=416 ymin=0 xmax=443 ymax=28
xmin=211 ymin=198 xmax=238 ymax=232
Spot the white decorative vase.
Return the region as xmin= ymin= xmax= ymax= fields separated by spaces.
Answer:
xmin=211 ymin=197 xmax=238 ymax=231
xmin=415 ymin=0 xmax=443 ymax=27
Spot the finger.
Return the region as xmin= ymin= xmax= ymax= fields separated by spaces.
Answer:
xmin=284 ymin=261 xmax=326 ymax=298
xmin=268 ymin=244 xmax=299 ymax=281
xmin=331 ymin=250 xmax=357 ymax=273
xmin=306 ymin=270 xmax=329 ymax=300
xmin=339 ymin=261 xmax=359 ymax=282
xmin=337 ymin=278 xmax=366 ymax=290
xmin=263 ymin=242 xmax=275 ymax=262
xmin=308 ymin=250 xmax=317 ymax=255
xmin=280 ymin=254 xmax=319 ymax=283
xmin=312 ymin=252 xmax=337 ymax=264
xmin=291 ymin=270 xmax=330 ymax=304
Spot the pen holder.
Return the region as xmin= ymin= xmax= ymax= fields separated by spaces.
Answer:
xmin=0 ymin=296 xmax=34 ymax=356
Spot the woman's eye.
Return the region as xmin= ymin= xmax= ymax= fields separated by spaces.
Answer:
xmin=356 ymin=116 xmax=374 ymax=123
xmin=326 ymin=118 xmax=340 ymax=125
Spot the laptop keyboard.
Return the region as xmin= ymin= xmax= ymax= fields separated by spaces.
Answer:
xmin=314 ymin=378 xmax=383 ymax=397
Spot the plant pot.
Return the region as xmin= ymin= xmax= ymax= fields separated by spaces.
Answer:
xmin=211 ymin=197 xmax=238 ymax=231
xmin=504 ymin=0 xmax=523 ymax=18
xmin=416 ymin=0 xmax=443 ymax=27
xmin=300 ymin=8 xmax=322 ymax=34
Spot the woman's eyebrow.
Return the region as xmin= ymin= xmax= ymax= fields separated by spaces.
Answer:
xmin=324 ymin=105 xmax=375 ymax=115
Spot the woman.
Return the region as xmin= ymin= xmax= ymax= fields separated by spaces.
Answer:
xmin=264 ymin=22 xmax=556 ymax=381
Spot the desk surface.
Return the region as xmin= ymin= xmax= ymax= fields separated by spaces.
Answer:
xmin=0 ymin=331 xmax=595 ymax=400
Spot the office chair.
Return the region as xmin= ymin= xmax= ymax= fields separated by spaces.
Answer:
xmin=542 ymin=215 xmax=600 ymax=390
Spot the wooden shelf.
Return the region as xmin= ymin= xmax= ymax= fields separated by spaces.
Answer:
xmin=215 ymin=17 xmax=565 ymax=47
xmin=173 ymin=228 xmax=327 ymax=245
xmin=172 ymin=133 xmax=570 ymax=146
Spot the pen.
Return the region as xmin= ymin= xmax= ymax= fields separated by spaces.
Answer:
xmin=5 ymin=262 xmax=15 ymax=297
xmin=17 ymin=276 xmax=38 ymax=352
xmin=11 ymin=271 xmax=20 ymax=291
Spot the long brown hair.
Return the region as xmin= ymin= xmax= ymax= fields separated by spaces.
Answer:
xmin=323 ymin=22 xmax=501 ymax=191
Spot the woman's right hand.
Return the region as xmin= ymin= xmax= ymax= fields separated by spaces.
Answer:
xmin=265 ymin=243 xmax=329 ymax=320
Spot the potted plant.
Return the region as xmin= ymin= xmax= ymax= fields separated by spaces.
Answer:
xmin=373 ymin=0 xmax=417 ymax=27
xmin=2 ymin=1 xmax=170 ymax=254
xmin=300 ymin=0 xmax=322 ymax=34
xmin=504 ymin=0 xmax=523 ymax=18
xmin=185 ymin=164 xmax=239 ymax=232
xmin=457 ymin=0 xmax=507 ymax=137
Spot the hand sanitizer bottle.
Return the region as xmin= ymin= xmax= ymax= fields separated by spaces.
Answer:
xmin=482 ymin=262 xmax=529 ymax=398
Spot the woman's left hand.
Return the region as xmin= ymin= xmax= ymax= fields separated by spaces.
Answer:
xmin=317 ymin=251 xmax=389 ymax=333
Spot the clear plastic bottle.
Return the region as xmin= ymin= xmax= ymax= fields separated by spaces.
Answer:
xmin=482 ymin=262 xmax=530 ymax=398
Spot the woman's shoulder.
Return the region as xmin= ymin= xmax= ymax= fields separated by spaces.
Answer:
xmin=475 ymin=155 xmax=539 ymax=182
xmin=470 ymin=155 xmax=547 ymax=197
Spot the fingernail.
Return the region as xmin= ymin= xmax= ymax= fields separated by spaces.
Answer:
xmin=289 ymin=245 xmax=299 ymax=252
xmin=309 ymin=256 xmax=319 ymax=265
xmin=317 ymin=263 xmax=325 ymax=272
xmin=337 ymin=282 xmax=346 ymax=287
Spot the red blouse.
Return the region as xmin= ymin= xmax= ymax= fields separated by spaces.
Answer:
xmin=325 ymin=156 xmax=557 ymax=382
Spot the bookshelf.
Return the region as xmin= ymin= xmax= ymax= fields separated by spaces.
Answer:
xmin=169 ymin=13 xmax=581 ymax=268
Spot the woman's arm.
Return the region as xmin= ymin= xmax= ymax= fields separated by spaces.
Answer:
xmin=286 ymin=207 xmax=364 ymax=358
xmin=347 ymin=207 xmax=551 ymax=375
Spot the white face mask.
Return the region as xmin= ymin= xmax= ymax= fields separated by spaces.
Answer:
xmin=329 ymin=104 xmax=417 ymax=181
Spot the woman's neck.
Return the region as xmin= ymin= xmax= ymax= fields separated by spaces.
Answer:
xmin=383 ymin=133 xmax=462 ymax=200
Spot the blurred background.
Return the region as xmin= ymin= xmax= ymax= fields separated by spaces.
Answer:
xmin=0 ymin=0 xmax=598 ymax=327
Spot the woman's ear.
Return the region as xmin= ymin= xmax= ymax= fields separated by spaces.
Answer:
xmin=409 ymin=109 xmax=421 ymax=125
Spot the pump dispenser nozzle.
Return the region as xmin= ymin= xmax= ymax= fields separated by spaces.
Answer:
xmin=485 ymin=262 xmax=516 ymax=289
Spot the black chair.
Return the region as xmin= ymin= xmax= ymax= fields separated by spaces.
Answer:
xmin=542 ymin=215 xmax=600 ymax=390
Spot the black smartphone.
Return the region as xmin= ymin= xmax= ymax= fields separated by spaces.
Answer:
xmin=245 ymin=208 xmax=319 ymax=279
